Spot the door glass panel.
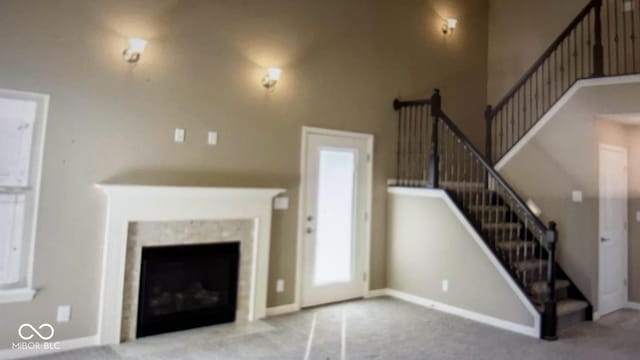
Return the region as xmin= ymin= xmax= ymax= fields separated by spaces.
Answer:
xmin=313 ymin=148 xmax=356 ymax=286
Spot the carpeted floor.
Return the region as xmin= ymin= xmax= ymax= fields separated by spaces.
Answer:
xmin=28 ymin=297 xmax=640 ymax=359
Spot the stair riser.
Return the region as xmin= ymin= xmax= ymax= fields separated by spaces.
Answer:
xmin=449 ymin=191 xmax=497 ymax=205
xmin=558 ymin=309 xmax=588 ymax=331
xmin=499 ymin=249 xmax=537 ymax=263
xmin=516 ymin=269 xmax=549 ymax=285
xmin=471 ymin=211 xmax=510 ymax=223
xmin=530 ymin=288 xmax=569 ymax=304
xmin=484 ymin=229 xmax=521 ymax=241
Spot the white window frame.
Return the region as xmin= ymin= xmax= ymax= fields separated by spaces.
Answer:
xmin=0 ymin=89 xmax=49 ymax=304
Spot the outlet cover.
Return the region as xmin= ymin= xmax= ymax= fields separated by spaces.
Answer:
xmin=174 ymin=128 xmax=185 ymax=143
xmin=276 ymin=279 xmax=285 ymax=293
xmin=572 ymin=191 xmax=583 ymax=203
xmin=207 ymin=131 xmax=218 ymax=145
xmin=57 ymin=305 xmax=71 ymax=323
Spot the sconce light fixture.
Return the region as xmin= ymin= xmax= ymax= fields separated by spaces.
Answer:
xmin=442 ymin=18 xmax=458 ymax=35
xmin=123 ymin=38 xmax=148 ymax=63
xmin=262 ymin=67 xmax=282 ymax=90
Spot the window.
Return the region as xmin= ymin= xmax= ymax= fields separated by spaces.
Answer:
xmin=0 ymin=90 xmax=48 ymax=298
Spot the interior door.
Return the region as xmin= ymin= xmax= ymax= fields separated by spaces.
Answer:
xmin=598 ymin=144 xmax=628 ymax=316
xmin=301 ymin=129 xmax=371 ymax=307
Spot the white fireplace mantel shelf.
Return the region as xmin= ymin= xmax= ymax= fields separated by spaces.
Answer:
xmin=95 ymin=184 xmax=285 ymax=345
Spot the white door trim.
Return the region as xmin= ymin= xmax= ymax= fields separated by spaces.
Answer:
xmin=294 ymin=126 xmax=374 ymax=309
xmin=598 ymin=143 xmax=629 ymax=315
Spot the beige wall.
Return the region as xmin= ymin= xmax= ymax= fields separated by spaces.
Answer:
xmin=387 ymin=191 xmax=535 ymax=327
xmin=500 ymin=82 xmax=640 ymax=309
xmin=0 ymin=0 xmax=488 ymax=346
xmin=627 ymin=126 xmax=640 ymax=301
xmin=487 ymin=0 xmax=589 ymax=104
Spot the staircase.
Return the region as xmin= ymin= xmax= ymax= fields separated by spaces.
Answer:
xmin=391 ymin=0 xmax=640 ymax=340
xmin=392 ymin=92 xmax=591 ymax=340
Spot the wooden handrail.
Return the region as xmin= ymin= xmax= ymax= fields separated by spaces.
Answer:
xmin=438 ymin=111 xmax=549 ymax=236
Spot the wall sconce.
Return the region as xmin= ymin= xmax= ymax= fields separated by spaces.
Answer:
xmin=123 ymin=38 xmax=148 ymax=64
xmin=442 ymin=18 xmax=458 ymax=35
xmin=262 ymin=68 xmax=282 ymax=90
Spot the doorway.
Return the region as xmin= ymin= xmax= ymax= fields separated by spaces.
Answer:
xmin=598 ymin=144 xmax=629 ymax=316
xmin=297 ymin=127 xmax=373 ymax=308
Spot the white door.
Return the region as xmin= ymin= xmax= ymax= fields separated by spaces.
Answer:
xmin=598 ymin=144 xmax=628 ymax=316
xmin=301 ymin=128 xmax=372 ymax=307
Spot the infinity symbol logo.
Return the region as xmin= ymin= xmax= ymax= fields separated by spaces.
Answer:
xmin=18 ymin=323 xmax=55 ymax=341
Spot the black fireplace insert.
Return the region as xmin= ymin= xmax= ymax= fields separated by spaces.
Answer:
xmin=136 ymin=242 xmax=240 ymax=338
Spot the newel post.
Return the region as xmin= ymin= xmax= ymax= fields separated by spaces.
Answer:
xmin=593 ymin=0 xmax=604 ymax=77
xmin=542 ymin=221 xmax=558 ymax=341
xmin=428 ymin=89 xmax=441 ymax=189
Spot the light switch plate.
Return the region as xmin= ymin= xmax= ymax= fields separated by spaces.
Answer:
xmin=207 ymin=131 xmax=218 ymax=145
xmin=174 ymin=128 xmax=185 ymax=143
xmin=624 ymin=0 xmax=633 ymax=12
xmin=572 ymin=191 xmax=583 ymax=203
xmin=276 ymin=279 xmax=285 ymax=293
xmin=636 ymin=211 xmax=640 ymax=223
xmin=442 ymin=280 xmax=449 ymax=293
xmin=274 ymin=197 xmax=289 ymax=210
xmin=57 ymin=305 xmax=71 ymax=323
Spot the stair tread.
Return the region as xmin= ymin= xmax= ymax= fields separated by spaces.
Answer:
xmin=469 ymin=205 xmax=508 ymax=211
xmin=528 ymin=279 xmax=571 ymax=295
xmin=496 ymin=240 xmax=537 ymax=250
xmin=441 ymin=181 xmax=484 ymax=189
xmin=557 ymin=299 xmax=589 ymax=317
xmin=482 ymin=222 xmax=521 ymax=230
xmin=514 ymin=259 xmax=548 ymax=271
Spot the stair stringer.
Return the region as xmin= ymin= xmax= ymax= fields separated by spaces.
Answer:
xmin=495 ymin=74 xmax=640 ymax=171
xmin=388 ymin=187 xmax=541 ymax=338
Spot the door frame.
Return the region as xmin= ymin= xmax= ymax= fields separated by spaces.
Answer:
xmin=598 ymin=143 xmax=629 ymax=315
xmin=294 ymin=126 xmax=374 ymax=309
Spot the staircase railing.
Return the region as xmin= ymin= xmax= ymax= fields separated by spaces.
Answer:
xmin=486 ymin=0 xmax=640 ymax=164
xmin=394 ymin=90 xmax=559 ymax=340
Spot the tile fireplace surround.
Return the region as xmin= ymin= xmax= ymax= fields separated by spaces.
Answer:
xmin=96 ymin=185 xmax=284 ymax=345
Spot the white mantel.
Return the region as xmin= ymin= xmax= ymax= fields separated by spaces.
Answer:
xmin=96 ymin=185 xmax=284 ymax=345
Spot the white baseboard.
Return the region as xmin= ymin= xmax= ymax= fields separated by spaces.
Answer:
xmin=0 ymin=335 xmax=99 ymax=360
xmin=626 ymin=301 xmax=640 ymax=310
xmin=265 ymin=303 xmax=299 ymax=317
xmin=365 ymin=289 xmax=388 ymax=298
xmin=383 ymin=288 xmax=539 ymax=338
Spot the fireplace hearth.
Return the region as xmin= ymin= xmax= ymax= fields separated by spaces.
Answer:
xmin=136 ymin=242 xmax=240 ymax=338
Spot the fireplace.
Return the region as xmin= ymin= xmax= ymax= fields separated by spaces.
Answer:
xmin=136 ymin=242 xmax=240 ymax=337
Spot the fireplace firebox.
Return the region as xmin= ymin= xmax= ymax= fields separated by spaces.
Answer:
xmin=136 ymin=242 xmax=240 ymax=338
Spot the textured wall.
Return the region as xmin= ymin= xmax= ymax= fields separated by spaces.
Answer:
xmin=0 ymin=0 xmax=488 ymax=347
xmin=487 ymin=0 xmax=589 ymax=104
